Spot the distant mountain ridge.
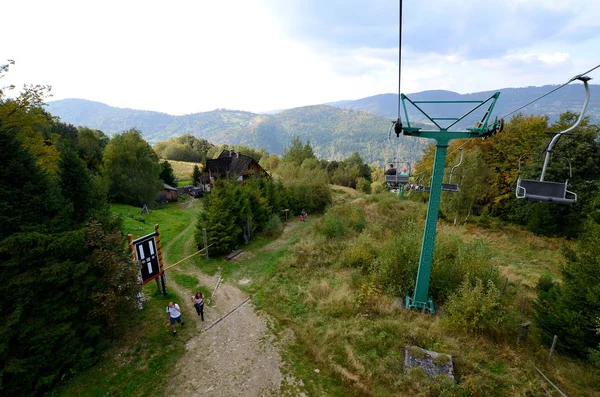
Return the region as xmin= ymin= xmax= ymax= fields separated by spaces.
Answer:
xmin=47 ymin=84 xmax=599 ymax=164
xmin=47 ymin=99 xmax=426 ymax=165
xmin=326 ymin=84 xmax=600 ymax=124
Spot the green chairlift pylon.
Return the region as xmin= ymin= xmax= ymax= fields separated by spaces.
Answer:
xmin=398 ymin=93 xmax=504 ymax=313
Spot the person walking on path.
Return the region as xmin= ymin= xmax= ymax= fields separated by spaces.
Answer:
xmin=191 ymin=292 xmax=205 ymax=321
xmin=167 ymin=302 xmax=184 ymax=335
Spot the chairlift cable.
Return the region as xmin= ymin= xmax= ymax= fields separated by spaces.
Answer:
xmin=396 ymin=0 xmax=403 ymax=124
xmin=447 ymin=63 xmax=599 ymax=157
xmin=501 ymin=62 xmax=600 ymax=119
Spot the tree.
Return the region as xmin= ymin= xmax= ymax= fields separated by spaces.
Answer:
xmin=57 ymin=147 xmax=101 ymax=225
xmin=0 ymin=118 xmax=140 ymax=396
xmin=159 ymin=160 xmax=178 ymax=187
xmin=191 ymin=165 xmax=202 ymax=185
xmin=0 ymin=120 xmax=63 ymax=240
xmin=533 ymin=220 xmax=600 ymax=358
xmin=196 ymin=179 xmax=239 ymax=253
xmin=103 ymin=129 xmax=163 ymax=206
xmin=77 ymin=127 xmax=108 ymax=172
xmin=283 ymin=136 xmax=316 ymax=166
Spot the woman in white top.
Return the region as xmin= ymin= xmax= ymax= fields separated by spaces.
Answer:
xmin=191 ymin=292 xmax=205 ymax=321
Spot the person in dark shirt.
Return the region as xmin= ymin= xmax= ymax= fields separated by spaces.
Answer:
xmin=385 ymin=164 xmax=397 ymax=175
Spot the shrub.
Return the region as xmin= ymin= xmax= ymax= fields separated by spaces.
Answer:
xmin=316 ymin=204 xmax=366 ymax=239
xmin=443 ymin=278 xmax=515 ymax=336
xmin=356 ymin=177 xmax=371 ymax=194
xmin=262 ymin=214 xmax=283 ymax=237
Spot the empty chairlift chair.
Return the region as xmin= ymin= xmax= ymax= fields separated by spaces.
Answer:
xmin=441 ymin=148 xmax=463 ymax=192
xmin=515 ymin=75 xmax=591 ymax=205
xmin=516 ymin=155 xmax=577 ymax=204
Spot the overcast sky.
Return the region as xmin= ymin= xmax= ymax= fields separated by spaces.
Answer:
xmin=2 ymin=0 xmax=599 ymax=115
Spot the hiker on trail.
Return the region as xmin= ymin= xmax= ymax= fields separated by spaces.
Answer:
xmin=300 ymin=209 xmax=308 ymax=221
xmin=385 ymin=164 xmax=397 ymax=175
xmin=167 ymin=302 xmax=184 ymax=335
xmin=191 ymin=292 xmax=205 ymax=321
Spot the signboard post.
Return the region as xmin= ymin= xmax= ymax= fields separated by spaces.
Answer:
xmin=130 ymin=225 xmax=167 ymax=296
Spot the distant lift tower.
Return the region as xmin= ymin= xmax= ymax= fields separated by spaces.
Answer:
xmin=398 ymin=93 xmax=504 ymax=313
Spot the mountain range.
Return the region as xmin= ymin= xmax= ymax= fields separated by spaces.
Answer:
xmin=47 ymin=84 xmax=599 ymax=164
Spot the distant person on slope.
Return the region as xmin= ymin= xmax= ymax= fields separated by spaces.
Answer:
xmin=191 ymin=292 xmax=205 ymax=321
xmin=385 ymin=164 xmax=397 ymax=175
xmin=300 ymin=209 xmax=308 ymax=221
xmin=167 ymin=302 xmax=184 ymax=335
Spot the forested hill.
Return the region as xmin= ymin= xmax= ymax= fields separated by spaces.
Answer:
xmin=47 ymin=99 xmax=426 ymax=165
xmin=327 ymin=84 xmax=600 ymax=123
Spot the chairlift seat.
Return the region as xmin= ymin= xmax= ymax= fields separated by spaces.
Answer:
xmin=385 ymin=174 xmax=409 ymax=187
xmin=516 ymin=179 xmax=576 ymax=205
xmin=442 ymin=183 xmax=460 ymax=192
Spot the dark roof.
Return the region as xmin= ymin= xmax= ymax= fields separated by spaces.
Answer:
xmin=206 ymin=151 xmax=266 ymax=178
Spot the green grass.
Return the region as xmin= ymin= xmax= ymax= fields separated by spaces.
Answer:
xmin=242 ymin=192 xmax=600 ymax=396
xmin=112 ymin=202 xmax=192 ymax=243
xmin=52 ymin=288 xmax=191 ymax=397
xmin=171 ymin=273 xmax=212 ymax=299
xmin=52 ymin=200 xmax=202 ymax=396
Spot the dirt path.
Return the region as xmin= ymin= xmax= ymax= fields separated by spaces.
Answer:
xmin=163 ymin=201 xmax=303 ymax=396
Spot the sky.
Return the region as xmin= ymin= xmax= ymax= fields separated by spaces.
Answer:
xmin=2 ymin=0 xmax=599 ymax=115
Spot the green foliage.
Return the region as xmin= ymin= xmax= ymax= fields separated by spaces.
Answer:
xmin=76 ymin=127 xmax=108 ymax=172
xmin=316 ymin=204 xmax=366 ymax=239
xmin=262 ymin=214 xmax=283 ymax=237
xmin=443 ymin=278 xmax=515 ymax=336
xmin=276 ymin=161 xmax=332 ymax=214
xmin=0 ymin=105 xmax=140 ymax=395
xmin=0 ymin=120 xmax=63 ymax=239
xmin=283 ymin=136 xmax=316 ymax=166
xmin=154 ymin=134 xmax=213 ymax=162
xmin=533 ymin=220 xmax=600 ymax=358
xmin=58 ymin=146 xmax=106 ymax=225
xmin=103 ymin=128 xmax=163 ymax=206
xmin=191 ymin=164 xmax=202 ymax=185
xmin=356 ymin=177 xmax=371 ymax=194
xmin=195 ymin=179 xmax=240 ymax=254
xmin=159 ymin=160 xmax=178 ymax=187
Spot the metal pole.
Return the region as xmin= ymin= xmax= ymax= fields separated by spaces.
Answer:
xmin=540 ymin=78 xmax=590 ymax=181
xmin=155 ymin=224 xmax=168 ymax=296
xmin=203 ymin=228 xmax=209 ymax=261
xmin=407 ymin=139 xmax=449 ymax=313
xmin=547 ymin=335 xmax=558 ymax=364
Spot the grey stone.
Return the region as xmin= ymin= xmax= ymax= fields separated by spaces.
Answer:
xmin=404 ymin=346 xmax=455 ymax=381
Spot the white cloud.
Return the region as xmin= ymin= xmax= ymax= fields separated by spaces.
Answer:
xmin=1 ymin=0 xmax=599 ymax=115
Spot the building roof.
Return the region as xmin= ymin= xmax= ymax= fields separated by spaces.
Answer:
xmin=206 ymin=151 xmax=267 ymax=178
xmin=163 ymin=183 xmax=178 ymax=191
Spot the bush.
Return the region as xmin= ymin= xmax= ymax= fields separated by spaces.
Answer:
xmin=316 ymin=204 xmax=366 ymax=239
xmin=262 ymin=214 xmax=283 ymax=237
xmin=443 ymin=278 xmax=515 ymax=336
xmin=356 ymin=177 xmax=371 ymax=194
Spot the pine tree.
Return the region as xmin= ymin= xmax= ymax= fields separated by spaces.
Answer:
xmin=196 ymin=180 xmax=240 ymax=253
xmin=191 ymin=164 xmax=202 ymax=185
xmin=159 ymin=160 xmax=178 ymax=187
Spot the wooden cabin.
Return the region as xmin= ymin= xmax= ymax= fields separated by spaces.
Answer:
xmin=205 ymin=151 xmax=270 ymax=185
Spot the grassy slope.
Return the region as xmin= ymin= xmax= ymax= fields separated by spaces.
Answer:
xmin=212 ymin=189 xmax=598 ymax=397
xmin=52 ymin=192 xmax=599 ymax=396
